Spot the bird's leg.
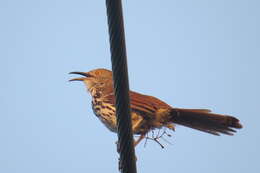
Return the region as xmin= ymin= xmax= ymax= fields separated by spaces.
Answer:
xmin=116 ymin=134 xmax=145 ymax=150
xmin=116 ymin=117 xmax=144 ymax=151
xmin=134 ymin=134 xmax=146 ymax=147
xmin=132 ymin=117 xmax=146 ymax=147
xmin=132 ymin=116 xmax=143 ymax=132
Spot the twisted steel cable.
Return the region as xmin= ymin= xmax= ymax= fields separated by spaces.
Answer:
xmin=105 ymin=1 xmax=137 ymax=173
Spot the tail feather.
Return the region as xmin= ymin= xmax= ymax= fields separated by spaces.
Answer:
xmin=170 ymin=108 xmax=242 ymax=135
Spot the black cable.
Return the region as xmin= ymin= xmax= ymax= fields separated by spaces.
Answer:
xmin=105 ymin=1 xmax=137 ymax=173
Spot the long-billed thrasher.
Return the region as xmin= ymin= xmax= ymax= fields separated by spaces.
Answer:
xmin=69 ymin=68 xmax=242 ymax=147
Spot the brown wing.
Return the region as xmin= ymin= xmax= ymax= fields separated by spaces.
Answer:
xmin=129 ymin=91 xmax=172 ymax=113
xmin=104 ymin=91 xmax=172 ymax=119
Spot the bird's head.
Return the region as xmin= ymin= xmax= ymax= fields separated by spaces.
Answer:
xmin=69 ymin=68 xmax=114 ymax=96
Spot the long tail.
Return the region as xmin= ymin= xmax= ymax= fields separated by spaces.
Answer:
xmin=170 ymin=108 xmax=242 ymax=135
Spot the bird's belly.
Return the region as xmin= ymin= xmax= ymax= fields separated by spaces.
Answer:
xmin=91 ymin=100 xmax=149 ymax=134
xmin=91 ymin=101 xmax=117 ymax=132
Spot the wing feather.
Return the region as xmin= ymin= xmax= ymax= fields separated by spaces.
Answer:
xmin=104 ymin=91 xmax=171 ymax=118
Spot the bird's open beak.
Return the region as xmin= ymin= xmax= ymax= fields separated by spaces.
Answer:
xmin=69 ymin=72 xmax=92 ymax=81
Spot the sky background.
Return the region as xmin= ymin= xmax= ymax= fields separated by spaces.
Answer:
xmin=1 ymin=0 xmax=259 ymax=173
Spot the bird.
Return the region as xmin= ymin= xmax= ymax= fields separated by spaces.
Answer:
xmin=69 ymin=68 xmax=242 ymax=147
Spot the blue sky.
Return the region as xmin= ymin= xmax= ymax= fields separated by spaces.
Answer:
xmin=1 ymin=0 xmax=259 ymax=173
